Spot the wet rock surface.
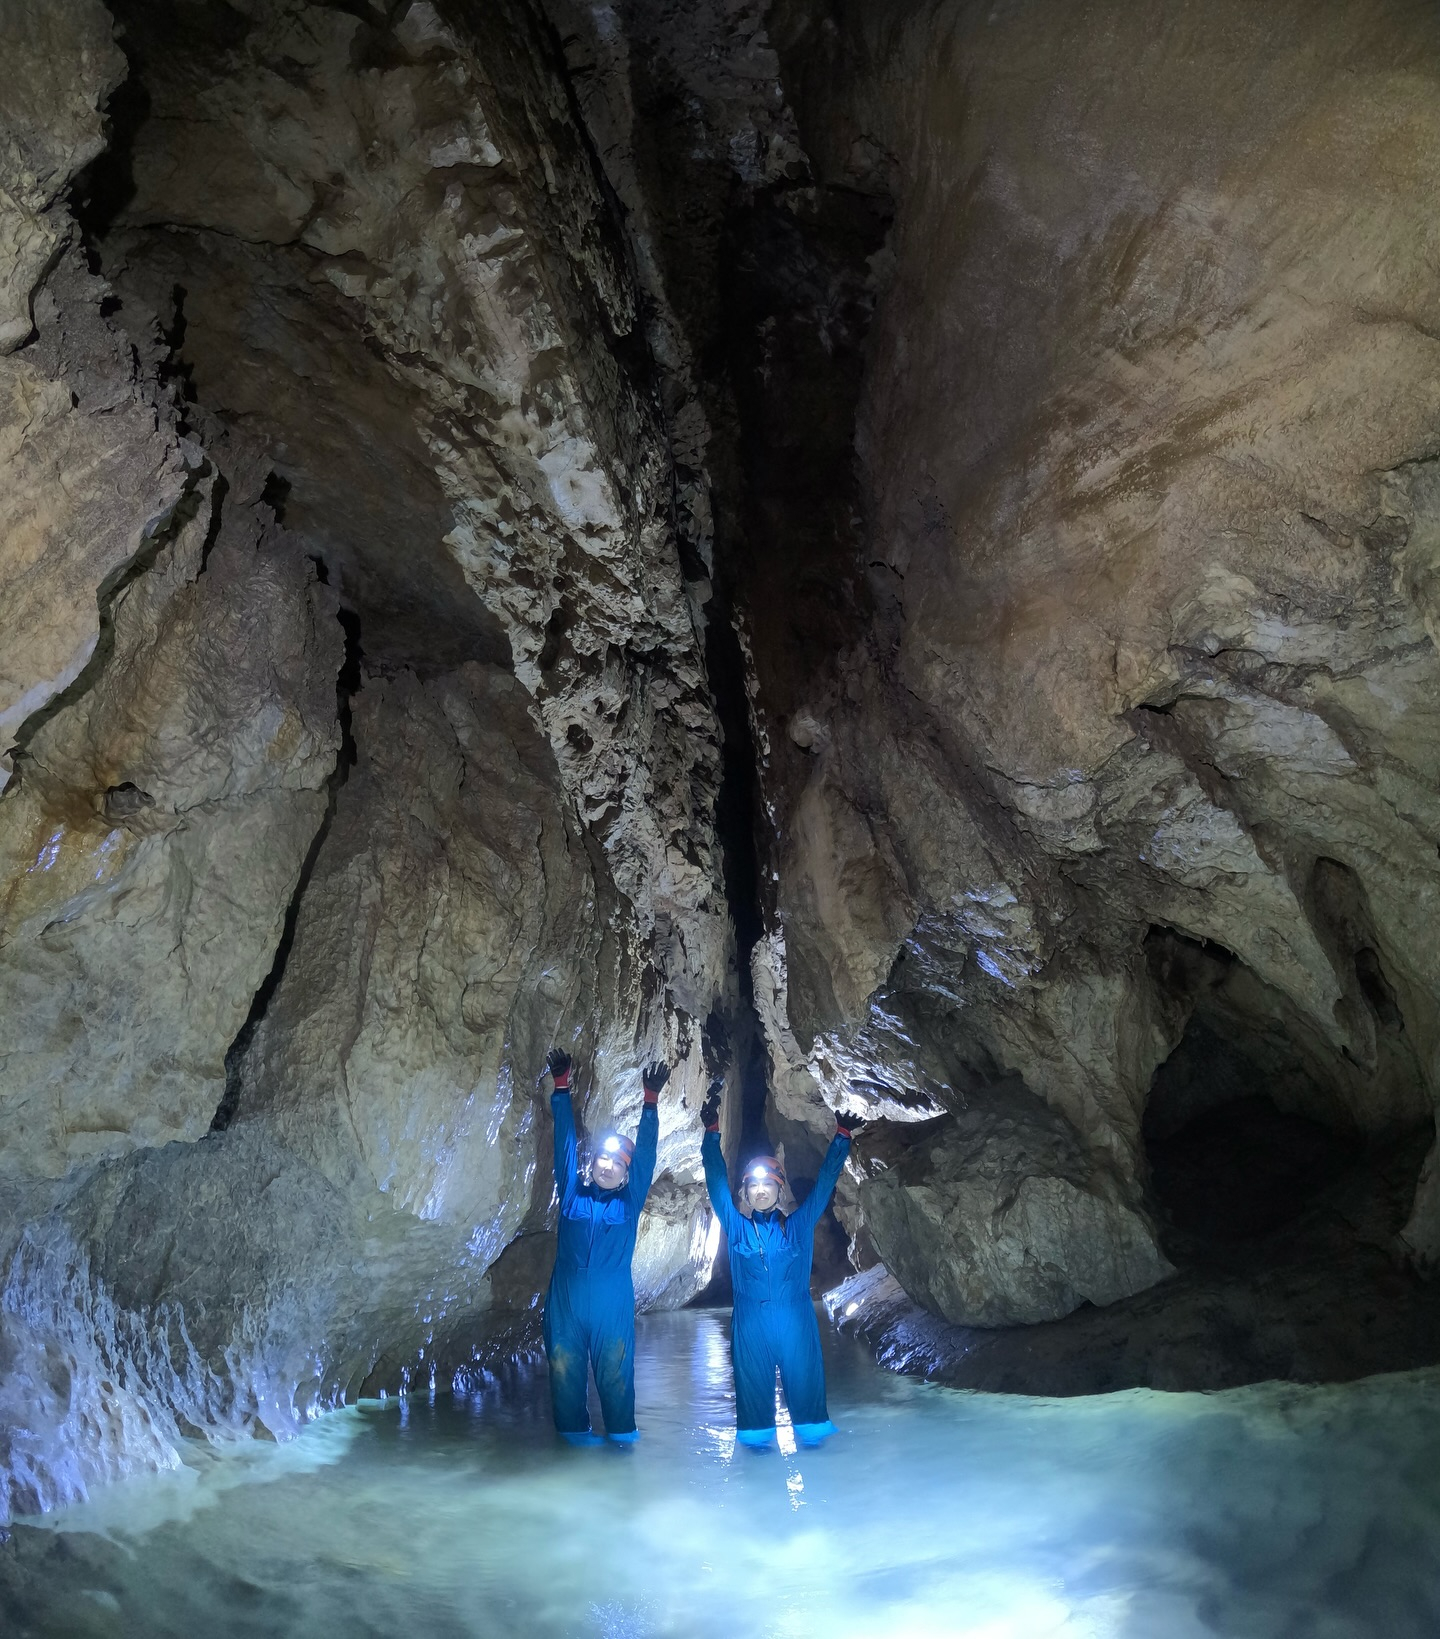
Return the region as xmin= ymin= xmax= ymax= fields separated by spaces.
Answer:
xmin=829 ymin=1130 xmax=1440 ymax=1396
xmin=755 ymin=0 xmax=1440 ymax=1161
xmin=1 ymin=433 xmax=342 ymax=1178
xmin=660 ymin=0 xmax=1440 ymax=1379
xmin=862 ymin=1086 xmax=1173 ymax=1328
xmin=0 ymin=0 xmax=730 ymax=1521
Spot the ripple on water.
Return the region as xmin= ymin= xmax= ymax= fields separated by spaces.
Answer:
xmin=3 ymin=1309 xmax=1440 ymax=1638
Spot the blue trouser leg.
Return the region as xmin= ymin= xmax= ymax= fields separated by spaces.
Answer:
xmin=544 ymin=1272 xmax=638 ymax=1439
xmin=591 ymin=1283 xmax=637 ymax=1437
xmin=732 ymin=1298 xmax=831 ymax=1440
xmin=732 ymin=1302 xmax=779 ymax=1436
xmin=543 ymin=1276 xmax=593 ymax=1436
xmin=775 ymin=1299 xmax=829 ymax=1429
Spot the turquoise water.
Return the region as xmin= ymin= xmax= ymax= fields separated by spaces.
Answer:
xmin=3 ymin=1308 xmax=1440 ymax=1638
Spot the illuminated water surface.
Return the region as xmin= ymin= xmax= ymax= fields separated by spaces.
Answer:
xmin=4 ymin=1309 xmax=1440 ymax=1638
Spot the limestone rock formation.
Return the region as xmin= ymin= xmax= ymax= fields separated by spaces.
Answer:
xmin=390 ymin=0 xmax=1439 ymax=1357
xmin=6 ymin=0 xmax=1440 ymax=1524
xmin=235 ymin=663 xmax=603 ymax=1242
xmin=0 ymin=0 xmax=731 ymax=1523
xmin=0 ymin=433 xmax=342 ymax=1178
xmin=829 ymin=1127 xmax=1440 ymax=1395
xmin=632 ymin=1176 xmax=717 ymax=1312
xmin=0 ymin=0 xmax=123 ymax=355
xmin=542 ymin=0 xmax=1440 ymax=1364
xmin=96 ymin=0 xmax=733 ymax=1009
xmin=862 ymin=1088 xmax=1172 ymax=1328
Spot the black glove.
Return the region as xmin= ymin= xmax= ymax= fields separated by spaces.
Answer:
xmin=700 ymin=1077 xmax=724 ymax=1130
xmin=835 ymin=1108 xmax=867 ymax=1138
xmin=641 ymin=1060 xmax=670 ymax=1098
xmin=545 ymin=1048 xmax=572 ymax=1089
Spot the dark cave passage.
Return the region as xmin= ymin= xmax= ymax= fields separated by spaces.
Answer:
xmin=1141 ymin=926 xmax=1431 ymax=1262
xmin=1144 ymin=1055 xmax=1354 ymax=1248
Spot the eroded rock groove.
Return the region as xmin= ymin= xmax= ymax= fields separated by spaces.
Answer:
xmin=213 ymin=600 xmax=362 ymax=1133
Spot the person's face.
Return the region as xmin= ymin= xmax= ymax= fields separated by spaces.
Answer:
xmin=744 ymin=1174 xmax=780 ymax=1213
xmin=592 ymin=1151 xmax=629 ymax=1191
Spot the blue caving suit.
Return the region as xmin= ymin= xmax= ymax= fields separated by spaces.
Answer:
xmin=542 ymin=1089 xmax=658 ymax=1443
xmin=702 ymin=1129 xmax=851 ymax=1445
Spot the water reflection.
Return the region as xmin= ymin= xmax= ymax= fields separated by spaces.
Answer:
xmin=4 ymin=1309 xmax=1440 ymax=1638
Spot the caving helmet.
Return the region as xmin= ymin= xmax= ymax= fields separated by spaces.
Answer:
xmin=742 ymin=1154 xmax=786 ymax=1195
xmin=596 ymin=1132 xmax=636 ymax=1166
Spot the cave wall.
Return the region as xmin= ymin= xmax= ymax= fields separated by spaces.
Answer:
xmin=541 ymin=0 xmax=1440 ymax=1326
xmin=0 ymin=0 xmax=734 ymax=1523
xmin=766 ymin=0 xmax=1440 ymax=1276
xmin=5 ymin=0 xmax=1440 ymax=1521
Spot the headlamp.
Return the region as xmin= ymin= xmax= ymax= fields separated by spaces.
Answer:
xmin=594 ymin=1132 xmax=634 ymax=1170
xmin=743 ymin=1154 xmax=785 ymax=1188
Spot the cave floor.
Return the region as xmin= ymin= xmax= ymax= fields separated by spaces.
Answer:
xmin=3 ymin=1310 xmax=1440 ymax=1639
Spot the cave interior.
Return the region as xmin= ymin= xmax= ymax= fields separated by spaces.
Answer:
xmin=4 ymin=0 xmax=1440 ymax=1613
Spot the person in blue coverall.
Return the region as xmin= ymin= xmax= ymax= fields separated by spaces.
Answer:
xmin=700 ymin=1081 xmax=866 ymax=1446
xmin=539 ymin=1047 xmax=667 ymax=1444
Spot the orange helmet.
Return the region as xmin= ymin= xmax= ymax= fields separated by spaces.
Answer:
xmin=742 ymin=1154 xmax=786 ymax=1190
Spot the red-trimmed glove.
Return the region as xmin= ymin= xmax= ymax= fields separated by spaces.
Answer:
xmin=700 ymin=1078 xmax=724 ymax=1132
xmin=835 ymin=1108 xmax=867 ymax=1139
xmin=546 ymin=1047 xmax=571 ymax=1090
xmin=641 ymin=1060 xmax=669 ymax=1106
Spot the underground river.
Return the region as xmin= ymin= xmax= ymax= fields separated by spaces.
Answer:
xmin=3 ymin=1309 xmax=1440 ymax=1638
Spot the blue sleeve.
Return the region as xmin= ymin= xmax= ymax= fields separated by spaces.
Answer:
xmin=701 ymin=1129 xmax=745 ymax=1242
xmin=626 ymin=1101 xmax=660 ymax=1210
xmin=551 ymin=1091 xmax=580 ymax=1215
xmin=791 ymin=1133 xmax=850 ymax=1237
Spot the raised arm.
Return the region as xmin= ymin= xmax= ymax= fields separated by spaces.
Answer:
xmin=699 ymin=1080 xmax=744 ymax=1241
xmin=546 ymin=1049 xmax=580 ymax=1215
xmin=625 ymin=1061 xmax=666 ymax=1209
xmin=790 ymin=1110 xmax=863 ymax=1237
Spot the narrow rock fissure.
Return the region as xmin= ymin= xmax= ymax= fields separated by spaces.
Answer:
xmin=195 ymin=471 xmax=228 ymax=575
xmin=70 ymin=45 xmax=149 ymax=244
xmin=210 ymin=602 xmax=362 ymax=1131
xmin=701 ymin=580 xmax=772 ymax=1158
